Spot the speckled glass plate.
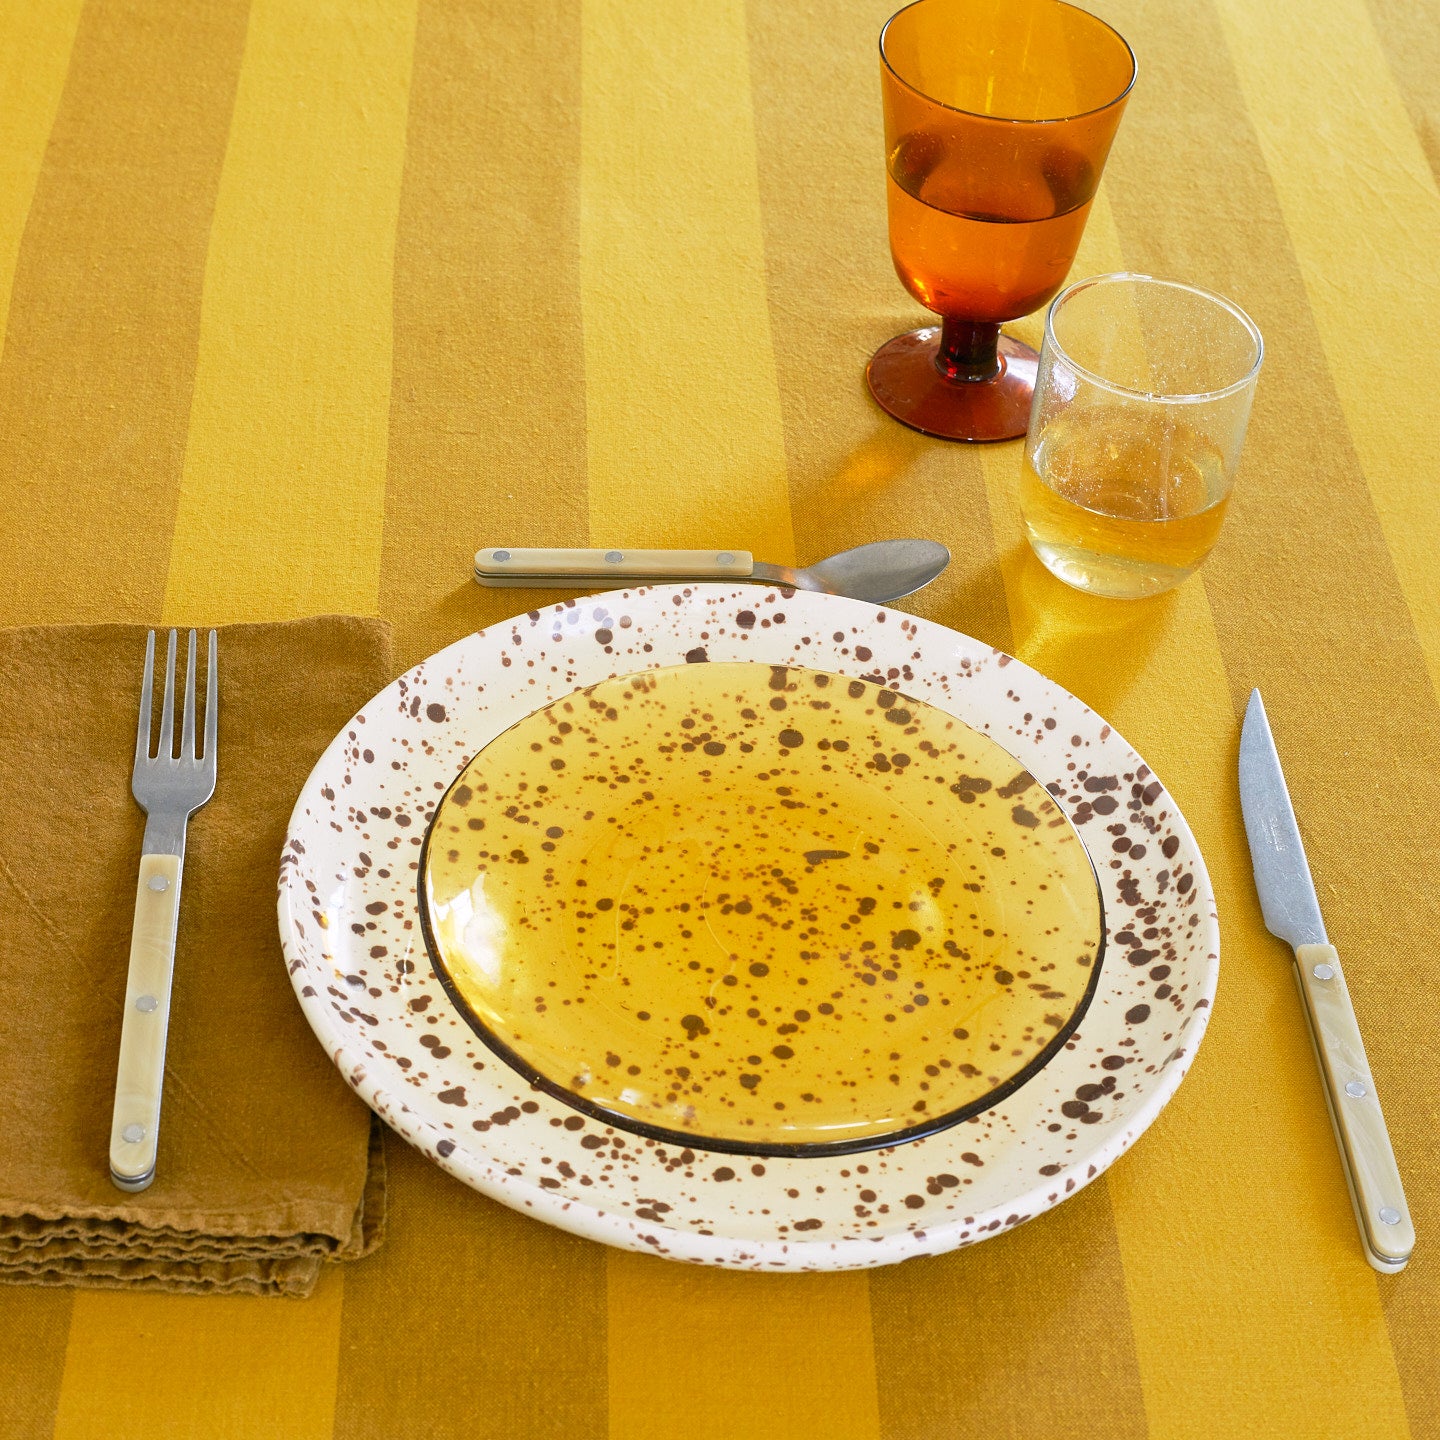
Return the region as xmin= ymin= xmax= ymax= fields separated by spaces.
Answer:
xmin=418 ymin=662 xmax=1104 ymax=1157
xmin=278 ymin=585 xmax=1218 ymax=1271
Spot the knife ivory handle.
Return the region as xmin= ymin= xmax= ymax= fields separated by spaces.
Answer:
xmin=1293 ymin=942 xmax=1414 ymax=1272
xmin=474 ymin=547 xmax=755 ymax=586
xmin=109 ymin=852 xmax=183 ymax=1192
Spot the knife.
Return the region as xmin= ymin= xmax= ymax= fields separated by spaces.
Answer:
xmin=1239 ymin=689 xmax=1413 ymax=1272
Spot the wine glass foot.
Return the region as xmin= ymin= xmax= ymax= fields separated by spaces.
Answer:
xmin=866 ymin=327 xmax=1039 ymax=442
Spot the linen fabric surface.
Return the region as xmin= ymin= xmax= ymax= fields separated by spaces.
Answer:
xmin=0 ymin=619 xmax=392 ymax=1297
xmin=0 ymin=0 xmax=1437 ymax=1436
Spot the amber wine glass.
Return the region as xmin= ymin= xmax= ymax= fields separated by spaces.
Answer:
xmin=869 ymin=0 xmax=1136 ymax=442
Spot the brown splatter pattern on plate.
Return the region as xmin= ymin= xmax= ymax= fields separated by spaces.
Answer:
xmin=419 ymin=661 xmax=1104 ymax=1156
xmin=277 ymin=585 xmax=1218 ymax=1270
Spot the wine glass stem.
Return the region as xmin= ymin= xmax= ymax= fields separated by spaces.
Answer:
xmin=936 ymin=318 xmax=1002 ymax=383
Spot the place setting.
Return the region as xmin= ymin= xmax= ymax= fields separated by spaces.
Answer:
xmin=0 ymin=0 xmax=1413 ymax=1312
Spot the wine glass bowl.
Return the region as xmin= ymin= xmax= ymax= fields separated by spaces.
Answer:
xmin=868 ymin=0 xmax=1136 ymax=441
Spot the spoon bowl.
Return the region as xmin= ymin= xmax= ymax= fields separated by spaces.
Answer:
xmin=754 ymin=538 xmax=950 ymax=603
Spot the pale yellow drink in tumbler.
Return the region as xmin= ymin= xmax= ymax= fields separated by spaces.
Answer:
xmin=1020 ymin=274 xmax=1262 ymax=599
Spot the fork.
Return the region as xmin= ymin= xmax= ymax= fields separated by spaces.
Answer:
xmin=109 ymin=629 xmax=218 ymax=1192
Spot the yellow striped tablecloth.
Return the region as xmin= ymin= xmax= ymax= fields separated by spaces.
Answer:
xmin=1 ymin=0 xmax=1436 ymax=1435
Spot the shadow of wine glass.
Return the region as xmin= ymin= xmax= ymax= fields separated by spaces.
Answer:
xmin=1001 ymin=540 xmax=1180 ymax=719
xmin=816 ymin=414 xmax=931 ymax=502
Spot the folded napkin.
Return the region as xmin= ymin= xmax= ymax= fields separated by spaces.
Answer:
xmin=0 ymin=617 xmax=394 ymax=1297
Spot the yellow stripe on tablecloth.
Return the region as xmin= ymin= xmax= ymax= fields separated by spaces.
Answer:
xmin=743 ymin=0 xmax=1013 ymax=647
xmin=0 ymin=0 xmax=83 ymax=347
xmin=981 ymin=192 xmax=1410 ymax=1440
xmin=52 ymin=1271 xmax=346 ymax=1440
xmin=1211 ymin=0 xmax=1440 ymax=703
xmin=334 ymin=1151 xmax=609 ymax=1440
xmin=162 ymin=0 xmax=419 ymax=624
xmin=580 ymin=0 xmax=795 ymax=559
xmin=582 ymin=4 xmax=874 ymax=1436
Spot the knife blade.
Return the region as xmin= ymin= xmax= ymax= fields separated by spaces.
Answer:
xmin=1239 ymin=689 xmax=1413 ymax=1272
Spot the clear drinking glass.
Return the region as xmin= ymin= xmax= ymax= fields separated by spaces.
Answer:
xmin=1020 ymin=272 xmax=1263 ymax=597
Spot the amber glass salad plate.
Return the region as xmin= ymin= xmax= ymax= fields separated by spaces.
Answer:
xmin=419 ymin=662 xmax=1103 ymax=1157
xmin=278 ymin=586 xmax=1218 ymax=1271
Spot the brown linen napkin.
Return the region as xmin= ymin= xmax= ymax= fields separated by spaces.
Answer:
xmin=0 ymin=617 xmax=394 ymax=1297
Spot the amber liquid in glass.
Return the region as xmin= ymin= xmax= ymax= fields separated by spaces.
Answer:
xmin=1020 ymin=407 xmax=1230 ymax=598
xmin=887 ymin=132 xmax=1093 ymax=322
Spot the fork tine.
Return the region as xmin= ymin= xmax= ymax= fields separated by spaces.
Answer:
xmin=181 ymin=629 xmax=198 ymax=758
xmin=134 ymin=631 xmax=156 ymax=767
xmin=203 ymin=630 xmax=218 ymax=767
xmin=157 ymin=629 xmax=178 ymax=760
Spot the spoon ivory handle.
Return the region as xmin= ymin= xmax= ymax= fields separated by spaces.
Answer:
xmin=474 ymin=547 xmax=756 ymax=586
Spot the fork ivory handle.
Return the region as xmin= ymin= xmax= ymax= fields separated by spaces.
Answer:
xmin=109 ymin=852 xmax=182 ymax=1192
xmin=474 ymin=547 xmax=755 ymax=584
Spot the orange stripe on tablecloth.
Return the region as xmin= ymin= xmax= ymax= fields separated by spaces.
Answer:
xmin=977 ymin=186 xmax=1412 ymax=1440
xmin=608 ymin=1253 xmax=880 ymax=1440
xmin=0 ymin=1285 xmax=71 ymax=1440
xmin=160 ymin=0 xmax=418 ymax=625
xmin=743 ymin=0 xmax=1012 ymax=650
xmin=335 ymin=5 xmax=609 ymax=1435
xmin=582 ymin=4 xmax=876 ymax=1437
xmin=1364 ymin=0 xmax=1440 ymax=188
xmin=870 ymin=1181 xmax=1146 ymax=1440
xmin=0 ymin=0 xmax=83 ymax=350
xmin=0 ymin=0 xmax=249 ymax=629
xmin=1210 ymin=0 xmax=1440 ymax=706
xmin=743 ymin=2 xmax=1147 ymax=1435
xmin=1101 ymin=0 xmax=1440 ymax=1428
xmin=0 ymin=16 xmax=86 ymax=1432
xmin=334 ymin=1147 xmax=609 ymax=1440
xmin=377 ymin=0 xmax=590 ymax=673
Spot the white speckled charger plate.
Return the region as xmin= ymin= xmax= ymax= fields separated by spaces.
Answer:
xmin=278 ymin=586 xmax=1218 ymax=1271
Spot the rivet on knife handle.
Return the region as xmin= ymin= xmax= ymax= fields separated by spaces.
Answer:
xmin=474 ymin=547 xmax=755 ymax=585
xmin=1293 ymin=943 xmax=1413 ymax=1272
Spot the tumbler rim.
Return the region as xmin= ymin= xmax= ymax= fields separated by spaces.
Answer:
xmin=1043 ymin=271 xmax=1265 ymax=405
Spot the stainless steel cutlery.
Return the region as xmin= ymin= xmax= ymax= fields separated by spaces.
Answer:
xmin=473 ymin=539 xmax=951 ymax=604
xmin=1239 ymin=690 xmax=1412 ymax=1272
xmin=109 ymin=630 xmax=218 ymax=1193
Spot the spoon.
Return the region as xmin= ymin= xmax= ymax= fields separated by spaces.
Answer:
xmin=473 ymin=539 xmax=950 ymax=604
